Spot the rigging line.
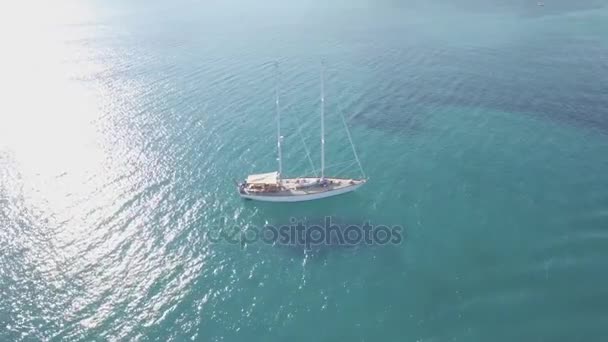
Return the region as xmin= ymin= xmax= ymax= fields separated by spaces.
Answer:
xmin=295 ymin=117 xmax=318 ymax=177
xmin=310 ymin=160 xmax=356 ymax=176
xmin=338 ymin=106 xmax=366 ymax=179
xmin=320 ymin=59 xmax=326 ymax=179
xmin=324 ymin=160 xmax=354 ymax=168
xmin=314 ymin=159 xmax=356 ymax=173
xmin=335 ymin=161 xmax=358 ymax=178
xmin=275 ymin=61 xmax=283 ymax=180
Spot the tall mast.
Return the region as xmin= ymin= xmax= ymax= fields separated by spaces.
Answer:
xmin=320 ymin=61 xmax=325 ymax=180
xmin=275 ymin=62 xmax=282 ymax=181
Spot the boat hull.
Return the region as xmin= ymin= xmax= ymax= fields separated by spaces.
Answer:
xmin=239 ymin=180 xmax=365 ymax=202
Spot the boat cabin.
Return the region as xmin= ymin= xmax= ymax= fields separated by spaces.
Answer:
xmin=242 ymin=171 xmax=282 ymax=193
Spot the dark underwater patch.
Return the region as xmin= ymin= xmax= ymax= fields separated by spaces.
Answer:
xmin=349 ymin=37 xmax=608 ymax=135
xmin=248 ymin=216 xmax=405 ymax=259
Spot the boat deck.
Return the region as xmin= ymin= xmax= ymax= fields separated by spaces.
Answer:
xmin=242 ymin=178 xmax=365 ymax=197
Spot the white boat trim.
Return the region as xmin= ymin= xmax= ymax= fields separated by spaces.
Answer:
xmin=239 ymin=180 xmax=365 ymax=202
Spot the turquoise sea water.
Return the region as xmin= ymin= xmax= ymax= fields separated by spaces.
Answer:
xmin=1 ymin=0 xmax=608 ymax=340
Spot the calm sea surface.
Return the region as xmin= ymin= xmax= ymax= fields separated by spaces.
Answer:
xmin=1 ymin=0 xmax=608 ymax=340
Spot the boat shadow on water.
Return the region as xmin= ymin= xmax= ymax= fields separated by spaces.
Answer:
xmin=240 ymin=194 xmax=403 ymax=260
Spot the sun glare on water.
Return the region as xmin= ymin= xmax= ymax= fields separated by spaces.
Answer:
xmin=0 ymin=1 xmax=161 ymax=335
xmin=1 ymin=0 xmax=110 ymax=217
xmin=0 ymin=1 xmax=203 ymax=337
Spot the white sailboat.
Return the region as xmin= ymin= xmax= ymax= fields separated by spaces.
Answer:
xmin=237 ymin=62 xmax=367 ymax=202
